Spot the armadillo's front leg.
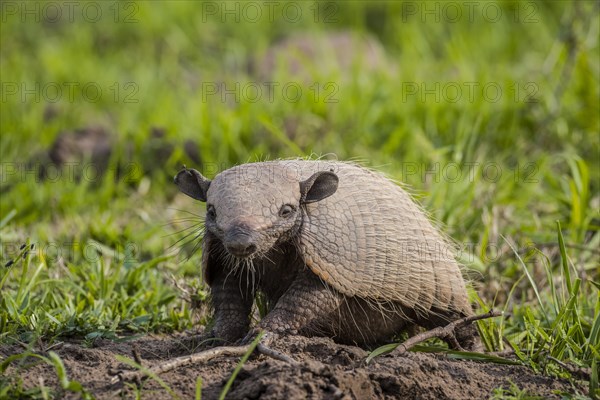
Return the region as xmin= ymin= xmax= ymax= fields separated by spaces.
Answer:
xmin=210 ymin=270 xmax=254 ymax=344
xmin=257 ymin=269 xmax=342 ymax=336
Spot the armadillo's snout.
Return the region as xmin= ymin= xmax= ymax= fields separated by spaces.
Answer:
xmin=224 ymin=230 xmax=258 ymax=258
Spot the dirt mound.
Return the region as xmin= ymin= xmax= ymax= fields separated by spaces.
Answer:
xmin=2 ymin=334 xmax=582 ymax=399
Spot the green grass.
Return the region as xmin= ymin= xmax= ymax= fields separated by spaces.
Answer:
xmin=1 ymin=0 xmax=598 ymax=398
xmin=490 ymin=381 xmax=548 ymax=400
xmin=0 ymin=350 xmax=93 ymax=399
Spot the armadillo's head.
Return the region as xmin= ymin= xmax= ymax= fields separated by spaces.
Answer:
xmin=174 ymin=163 xmax=338 ymax=259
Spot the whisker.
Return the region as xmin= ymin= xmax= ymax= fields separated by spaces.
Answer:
xmin=162 ymin=223 xmax=203 ymax=239
xmin=184 ymin=232 xmax=205 ymax=261
xmin=162 ymin=217 xmax=204 ymax=225
xmin=167 ymin=226 xmax=204 ymax=250
xmin=167 ymin=207 xmax=205 ymax=218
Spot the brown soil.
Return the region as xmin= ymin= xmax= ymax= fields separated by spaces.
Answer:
xmin=2 ymin=334 xmax=584 ymax=400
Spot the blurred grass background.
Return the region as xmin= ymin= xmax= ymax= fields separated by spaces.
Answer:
xmin=0 ymin=0 xmax=599 ymax=394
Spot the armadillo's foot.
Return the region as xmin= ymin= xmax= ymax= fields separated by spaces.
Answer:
xmin=168 ymin=332 xmax=219 ymax=353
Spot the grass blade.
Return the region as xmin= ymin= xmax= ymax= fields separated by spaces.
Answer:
xmin=556 ymin=220 xmax=573 ymax=294
xmin=366 ymin=343 xmax=399 ymax=364
xmin=501 ymin=235 xmax=547 ymax=319
xmin=219 ymin=332 xmax=263 ymax=400
xmin=115 ymin=355 xmax=180 ymax=400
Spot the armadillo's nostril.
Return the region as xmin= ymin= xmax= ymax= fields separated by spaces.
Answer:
xmin=225 ymin=235 xmax=257 ymax=258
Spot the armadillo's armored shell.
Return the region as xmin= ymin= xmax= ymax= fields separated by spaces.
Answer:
xmin=292 ymin=161 xmax=472 ymax=317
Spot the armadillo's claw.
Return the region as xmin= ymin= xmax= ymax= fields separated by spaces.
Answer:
xmin=239 ymin=328 xmax=279 ymax=347
xmin=239 ymin=327 xmax=258 ymax=345
xmin=241 ymin=329 xmax=299 ymax=365
xmin=176 ymin=329 xmax=224 ymax=351
xmin=258 ymin=330 xmax=277 ymax=347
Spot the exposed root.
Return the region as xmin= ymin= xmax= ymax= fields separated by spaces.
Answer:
xmin=111 ymin=341 xmax=298 ymax=386
xmin=392 ymin=310 xmax=504 ymax=354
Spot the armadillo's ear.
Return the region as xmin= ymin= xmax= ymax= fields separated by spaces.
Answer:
xmin=300 ymin=171 xmax=338 ymax=204
xmin=174 ymin=167 xmax=211 ymax=202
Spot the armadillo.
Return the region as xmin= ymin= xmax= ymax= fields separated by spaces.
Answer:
xmin=174 ymin=160 xmax=479 ymax=348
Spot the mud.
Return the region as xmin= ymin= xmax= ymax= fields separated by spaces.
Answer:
xmin=1 ymin=334 xmax=583 ymax=399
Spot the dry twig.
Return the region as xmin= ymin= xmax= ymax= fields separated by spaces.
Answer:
xmin=111 ymin=341 xmax=298 ymax=385
xmin=393 ymin=310 xmax=504 ymax=354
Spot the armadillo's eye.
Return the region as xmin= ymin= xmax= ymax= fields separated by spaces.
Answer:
xmin=206 ymin=204 xmax=216 ymax=220
xmin=279 ymin=204 xmax=295 ymax=218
